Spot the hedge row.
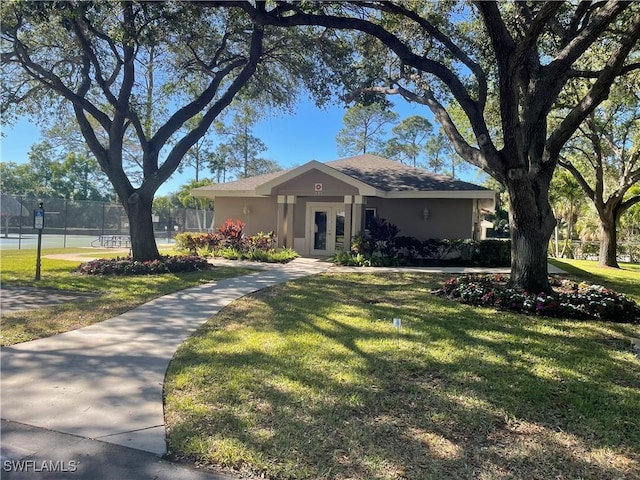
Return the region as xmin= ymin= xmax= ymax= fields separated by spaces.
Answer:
xmin=334 ymin=218 xmax=510 ymax=267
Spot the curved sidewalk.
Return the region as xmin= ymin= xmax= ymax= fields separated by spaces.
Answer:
xmin=1 ymin=259 xmax=565 ymax=478
xmin=1 ymin=259 xmax=330 ymax=471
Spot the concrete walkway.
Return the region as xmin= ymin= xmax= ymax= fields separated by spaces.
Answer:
xmin=0 ymin=258 xmax=565 ymax=479
xmin=1 ymin=258 xmax=330 ymax=479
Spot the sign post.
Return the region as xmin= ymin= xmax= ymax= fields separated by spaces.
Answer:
xmin=34 ymin=202 xmax=44 ymax=281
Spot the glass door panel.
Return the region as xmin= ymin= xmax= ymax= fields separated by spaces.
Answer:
xmin=334 ymin=210 xmax=345 ymax=252
xmin=314 ymin=211 xmax=327 ymax=250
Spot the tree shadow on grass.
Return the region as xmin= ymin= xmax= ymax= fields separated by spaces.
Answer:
xmin=165 ymin=272 xmax=640 ymax=480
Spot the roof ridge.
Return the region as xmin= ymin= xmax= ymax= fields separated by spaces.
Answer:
xmin=192 ymin=155 xmax=490 ymax=195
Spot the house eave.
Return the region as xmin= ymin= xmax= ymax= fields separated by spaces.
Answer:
xmin=380 ymin=190 xmax=496 ymax=199
xmin=191 ymin=189 xmax=266 ymax=199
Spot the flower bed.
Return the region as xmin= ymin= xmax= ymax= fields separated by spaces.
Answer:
xmin=433 ymin=274 xmax=640 ymax=323
xmin=174 ymin=219 xmax=298 ymax=263
xmin=75 ymin=255 xmax=211 ymax=276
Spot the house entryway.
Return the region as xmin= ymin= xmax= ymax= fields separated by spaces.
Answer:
xmin=306 ymin=203 xmax=346 ymax=256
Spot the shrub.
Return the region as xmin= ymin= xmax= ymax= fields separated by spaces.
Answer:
xmin=335 ymin=235 xmax=510 ymax=267
xmin=475 ymin=239 xmax=510 ymax=266
xmin=433 ymin=274 xmax=640 ymax=323
xmin=175 ymin=232 xmax=223 ymax=254
xmin=175 ymin=221 xmax=296 ymax=264
xmin=264 ymin=248 xmax=299 ymax=263
xmin=218 ymin=218 xmax=246 ymax=250
xmin=247 ymin=231 xmax=277 ymax=251
xmin=175 ymin=221 xmax=289 ymax=263
xmin=75 ymin=255 xmax=211 ymax=276
xmin=351 ymin=217 xmax=400 ymax=257
xmin=175 ymin=232 xmax=197 ymax=253
xmin=215 ymin=247 xmax=298 ymax=263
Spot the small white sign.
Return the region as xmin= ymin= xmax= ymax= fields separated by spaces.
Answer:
xmin=393 ymin=318 xmax=402 ymax=329
xmin=314 ymin=183 xmax=323 ymax=192
xmin=34 ymin=209 xmax=44 ymax=229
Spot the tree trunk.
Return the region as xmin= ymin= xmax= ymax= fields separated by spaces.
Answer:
xmin=598 ymin=213 xmax=619 ymax=268
xmin=124 ymin=192 xmax=160 ymax=261
xmin=506 ymin=173 xmax=556 ymax=293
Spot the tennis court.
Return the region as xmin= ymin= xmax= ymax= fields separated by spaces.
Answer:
xmin=0 ymin=234 xmax=174 ymax=250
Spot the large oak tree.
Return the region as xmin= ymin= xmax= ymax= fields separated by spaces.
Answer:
xmin=1 ymin=1 xmax=346 ymax=260
xmin=238 ymin=1 xmax=640 ymax=292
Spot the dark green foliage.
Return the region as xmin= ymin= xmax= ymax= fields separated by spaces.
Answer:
xmin=338 ymin=218 xmax=511 ymax=267
xmin=75 ymin=255 xmax=211 ymax=276
xmin=477 ymin=239 xmax=511 ymax=266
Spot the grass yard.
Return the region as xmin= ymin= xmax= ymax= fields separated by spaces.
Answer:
xmin=0 ymin=248 xmax=255 ymax=346
xmin=165 ymin=269 xmax=640 ymax=480
xmin=549 ymin=259 xmax=640 ymax=302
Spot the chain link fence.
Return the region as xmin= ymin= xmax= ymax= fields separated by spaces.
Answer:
xmin=0 ymin=194 xmax=213 ymax=249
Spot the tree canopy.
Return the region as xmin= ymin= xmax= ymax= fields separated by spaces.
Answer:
xmin=1 ymin=1 xmax=347 ymax=259
xmin=0 ymin=141 xmax=113 ymax=201
xmin=2 ymin=1 xmax=639 ymax=289
xmin=335 ymin=103 xmax=398 ymax=156
xmin=238 ymin=0 xmax=640 ymax=292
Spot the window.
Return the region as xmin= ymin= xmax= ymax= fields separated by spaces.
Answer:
xmin=365 ymin=208 xmax=377 ymax=230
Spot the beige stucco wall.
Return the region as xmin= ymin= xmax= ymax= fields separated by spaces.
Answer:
xmin=214 ymin=194 xmax=478 ymax=248
xmin=365 ymin=197 xmax=473 ymax=240
xmin=274 ymin=170 xmax=359 ymax=197
xmin=213 ymin=197 xmax=278 ymax=235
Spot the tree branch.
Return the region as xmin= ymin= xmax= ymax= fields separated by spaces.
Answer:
xmin=10 ymin=36 xmax=112 ymax=129
xmin=568 ymin=62 xmax=640 ymax=77
xmin=546 ymin=8 xmax=640 ymax=162
xmin=82 ymin=13 xmax=123 ymax=87
xmin=150 ymin=24 xmax=266 ymax=194
xmin=619 ymin=194 xmax=640 ymax=214
xmin=558 ymin=156 xmax=596 ymax=200
xmin=365 ymin=1 xmax=488 ymax=107
xmin=237 ymin=1 xmax=484 ymax=131
xmin=70 ymin=17 xmax=120 ymax=108
xmin=546 ymin=0 xmax=629 ymax=80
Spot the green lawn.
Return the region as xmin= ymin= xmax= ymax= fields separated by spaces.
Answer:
xmin=165 ymin=269 xmax=640 ymax=480
xmin=549 ymin=258 xmax=640 ymax=302
xmin=0 ymin=248 xmax=255 ymax=345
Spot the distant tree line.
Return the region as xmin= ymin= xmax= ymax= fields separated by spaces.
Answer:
xmin=0 ymin=141 xmax=113 ymax=201
xmin=335 ymin=103 xmax=469 ymax=179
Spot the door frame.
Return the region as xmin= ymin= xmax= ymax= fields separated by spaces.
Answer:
xmin=305 ymin=202 xmax=346 ymax=256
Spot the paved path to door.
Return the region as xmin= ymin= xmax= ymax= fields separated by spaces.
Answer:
xmin=1 ymin=258 xmax=331 ymax=458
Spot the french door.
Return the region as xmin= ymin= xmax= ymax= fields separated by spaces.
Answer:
xmin=308 ymin=204 xmax=345 ymax=256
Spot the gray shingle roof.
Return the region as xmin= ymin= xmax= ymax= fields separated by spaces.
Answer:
xmin=196 ymin=168 xmax=292 ymax=191
xmin=193 ymin=154 xmax=489 ymax=194
xmin=326 ymin=154 xmax=489 ymax=192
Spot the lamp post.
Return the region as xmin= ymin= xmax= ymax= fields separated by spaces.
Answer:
xmin=34 ymin=201 xmax=44 ymax=281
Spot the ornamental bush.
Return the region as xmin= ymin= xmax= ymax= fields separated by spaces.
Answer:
xmin=175 ymin=232 xmax=224 ymax=253
xmin=74 ymin=255 xmax=211 ymax=276
xmin=433 ymin=274 xmax=640 ymax=323
xmin=175 ymin=220 xmax=294 ymax=263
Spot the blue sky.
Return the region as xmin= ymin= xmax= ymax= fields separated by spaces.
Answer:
xmin=1 ymin=97 xmax=479 ymax=197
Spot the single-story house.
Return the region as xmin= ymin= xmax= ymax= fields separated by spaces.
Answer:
xmin=191 ymin=154 xmax=496 ymax=256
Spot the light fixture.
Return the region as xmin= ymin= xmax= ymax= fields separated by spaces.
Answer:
xmin=243 ymin=205 xmax=251 ymax=215
xmin=423 ymin=207 xmax=430 ymax=220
